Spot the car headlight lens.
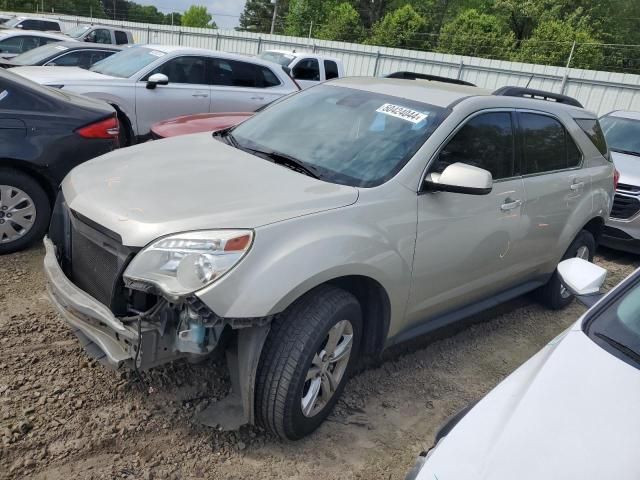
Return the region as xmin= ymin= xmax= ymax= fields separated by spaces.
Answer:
xmin=123 ymin=230 xmax=253 ymax=297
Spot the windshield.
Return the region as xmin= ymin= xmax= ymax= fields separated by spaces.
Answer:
xmin=231 ymin=84 xmax=448 ymax=187
xmin=586 ymin=275 xmax=640 ymax=368
xmin=3 ymin=18 xmax=22 ymax=28
xmin=258 ymin=51 xmax=295 ymax=67
xmin=9 ymin=43 xmax=69 ymax=65
xmin=600 ymin=115 xmax=640 ymax=157
xmin=66 ymin=25 xmax=90 ymax=38
xmin=90 ymin=46 xmax=165 ymax=78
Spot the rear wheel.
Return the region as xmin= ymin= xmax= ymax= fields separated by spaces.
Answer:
xmin=115 ymin=110 xmax=132 ymax=147
xmin=536 ymin=230 xmax=596 ymax=310
xmin=0 ymin=169 xmax=50 ymax=255
xmin=255 ymin=285 xmax=362 ymax=440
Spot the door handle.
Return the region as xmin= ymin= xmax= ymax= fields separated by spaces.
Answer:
xmin=570 ymin=181 xmax=585 ymax=191
xmin=500 ymin=199 xmax=522 ymax=211
xmin=192 ymin=93 xmax=209 ymax=98
xmin=250 ymin=96 xmax=264 ymax=100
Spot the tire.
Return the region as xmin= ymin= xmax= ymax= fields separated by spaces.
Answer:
xmin=536 ymin=230 xmax=596 ymax=310
xmin=255 ymin=285 xmax=362 ymax=440
xmin=116 ymin=111 xmax=132 ymax=147
xmin=0 ymin=168 xmax=51 ymax=255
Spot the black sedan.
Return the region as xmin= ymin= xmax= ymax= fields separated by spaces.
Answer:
xmin=0 ymin=41 xmax=121 ymax=69
xmin=0 ymin=68 xmax=118 ymax=253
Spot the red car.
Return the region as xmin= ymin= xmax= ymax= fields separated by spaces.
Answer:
xmin=150 ymin=112 xmax=253 ymax=139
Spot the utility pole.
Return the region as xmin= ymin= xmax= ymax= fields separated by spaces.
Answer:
xmin=270 ymin=0 xmax=277 ymax=35
xmin=113 ymin=0 xmax=116 ymax=20
xmin=308 ymin=20 xmax=313 ymax=39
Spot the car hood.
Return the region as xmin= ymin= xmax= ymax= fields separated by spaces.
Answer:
xmin=10 ymin=65 xmax=117 ymax=84
xmin=611 ymin=150 xmax=640 ymax=187
xmin=417 ymin=323 xmax=640 ymax=480
xmin=62 ymin=132 xmax=359 ymax=247
xmin=151 ymin=112 xmax=253 ymax=138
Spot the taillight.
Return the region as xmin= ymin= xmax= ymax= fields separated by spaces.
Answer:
xmin=614 ymin=168 xmax=620 ymax=190
xmin=76 ymin=115 xmax=119 ymax=140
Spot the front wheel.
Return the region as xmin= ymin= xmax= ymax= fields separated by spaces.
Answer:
xmin=255 ymin=285 xmax=362 ymax=440
xmin=536 ymin=229 xmax=596 ymax=310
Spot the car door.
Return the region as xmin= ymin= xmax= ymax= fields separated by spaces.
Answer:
xmin=517 ymin=110 xmax=586 ymax=271
xmin=405 ymin=110 xmax=528 ymax=327
xmin=290 ymin=57 xmax=321 ymax=89
xmin=209 ymin=58 xmax=286 ymax=112
xmin=134 ymin=55 xmax=211 ymax=136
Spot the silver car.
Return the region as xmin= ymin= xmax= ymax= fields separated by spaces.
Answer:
xmin=599 ymin=110 xmax=640 ymax=253
xmin=43 ymin=79 xmax=614 ymax=440
xmin=11 ymin=45 xmax=298 ymax=144
xmin=0 ymin=28 xmax=72 ymax=58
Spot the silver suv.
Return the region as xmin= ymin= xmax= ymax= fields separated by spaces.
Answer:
xmin=43 ymin=79 xmax=614 ymax=440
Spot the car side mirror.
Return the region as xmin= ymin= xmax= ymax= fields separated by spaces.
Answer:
xmin=146 ymin=73 xmax=169 ymax=89
xmin=557 ymin=258 xmax=607 ymax=307
xmin=423 ymin=162 xmax=492 ymax=195
xmin=16 ymin=24 xmax=23 ymax=29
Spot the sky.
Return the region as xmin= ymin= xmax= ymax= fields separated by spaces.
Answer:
xmin=137 ymin=0 xmax=248 ymax=29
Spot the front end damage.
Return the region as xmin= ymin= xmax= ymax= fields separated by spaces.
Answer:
xmin=43 ymin=197 xmax=272 ymax=429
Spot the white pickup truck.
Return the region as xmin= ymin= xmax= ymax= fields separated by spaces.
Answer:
xmin=257 ymin=49 xmax=345 ymax=89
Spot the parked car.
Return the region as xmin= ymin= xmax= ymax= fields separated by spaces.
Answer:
xmin=43 ymin=79 xmax=613 ymax=440
xmin=0 ymin=16 xmax=61 ymax=32
xmin=151 ymin=112 xmax=253 ymax=139
xmin=65 ymin=24 xmax=134 ymax=45
xmin=12 ymin=45 xmax=299 ymax=144
xmin=257 ymin=49 xmax=344 ymax=89
xmin=598 ymin=110 xmax=640 ymax=253
xmin=0 ymin=29 xmax=73 ymax=58
xmin=406 ymin=257 xmax=640 ymax=480
xmin=0 ymin=41 xmax=121 ymax=69
xmin=0 ymin=14 xmax=14 ymax=24
xmin=0 ymin=68 xmax=118 ymax=254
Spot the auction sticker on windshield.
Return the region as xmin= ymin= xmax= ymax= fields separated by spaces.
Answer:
xmin=376 ymin=103 xmax=428 ymax=124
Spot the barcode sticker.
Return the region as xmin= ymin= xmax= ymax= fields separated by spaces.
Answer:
xmin=376 ymin=103 xmax=428 ymax=124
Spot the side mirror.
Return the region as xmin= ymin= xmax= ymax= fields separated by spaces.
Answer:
xmin=424 ymin=162 xmax=492 ymax=195
xmin=146 ymin=73 xmax=169 ymax=89
xmin=557 ymin=258 xmax=607 ymax=307
xmin=16 ymin=24 xmax=23 ymax=29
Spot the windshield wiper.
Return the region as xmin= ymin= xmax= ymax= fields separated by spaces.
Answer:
xmin=610 ymin=148 xmax=640 ymax=158
xmin=594 ymin=332 xmax=640 ymax=365
xmin=240 ymin=146 xmax=322 ymax=179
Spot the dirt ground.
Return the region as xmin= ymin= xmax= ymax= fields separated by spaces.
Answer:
xmin=1 ymin=245 xmax=638 ymax=480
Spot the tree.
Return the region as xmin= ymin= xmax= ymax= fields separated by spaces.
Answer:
xmin=515 ymin=19 xmax=604 ymax=69
xmin=316 ymin=2 xmax=364 ymax=43
xmin=285 ymin=0 xmax=335 ymax=37
xmin=182 ymin=5 xmax=216 ymax=28
xmin=239 ymin=0 xmax=290 ymax=33
xmin=367 ymin=4 xmax=431 ymax=49
xmin=438 ymin=9 xmax=515 ymax=60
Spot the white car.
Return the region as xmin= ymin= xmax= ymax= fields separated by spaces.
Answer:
xmin=12 ymin=45 xmax=299 ymax=144
xmin=0 ymin=16 xmax=62 ymax=32
xmin=407 ymin=258 xmax=640 ymax=480
xmin=257 ymin=49 xmax=344 ymax=89
xmin=0 ymin=29 xmax=71 ymax=58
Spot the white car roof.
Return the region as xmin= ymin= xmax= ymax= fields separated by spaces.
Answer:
xmin=0 ymin=28 xmax=70 ymax=41
xmin=143 ymin=44 xmax=289 ymax=68
xmin=607 ymin=110 xmax=640 ymax=121
xmin=263 ymin=49 xmax=341 ymax=63
xmin=12 ymin=16 xmax=60 ymax=22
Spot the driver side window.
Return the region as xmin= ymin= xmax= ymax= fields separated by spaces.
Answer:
xmin=144 ymin=56 xmax=208 ymax=85
xmin=432 ymin=111 xmax=516 ymax=180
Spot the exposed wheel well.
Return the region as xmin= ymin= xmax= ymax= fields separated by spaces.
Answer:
xmin=325 ymin=275 xmax=391 ymax=358
xmin=582 ymin=217 xmax=605 ymax=246
xmin=0 ymin=160 xmax=56 ymax=205
xmin=110 ymin=104 xmax=133 ymax=146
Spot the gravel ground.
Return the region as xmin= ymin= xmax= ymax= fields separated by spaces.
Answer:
xmin=1 ymin=245 xmax=638 ymax=480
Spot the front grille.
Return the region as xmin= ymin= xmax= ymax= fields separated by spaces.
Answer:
xmin=617 ymin=183 xmax=640 ymax=194
xmin=611 ymin=194 xmax=640 ymax=220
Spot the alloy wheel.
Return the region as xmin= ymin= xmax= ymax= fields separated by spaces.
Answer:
xmin=0 ymin=185 xmax=37 ymax=244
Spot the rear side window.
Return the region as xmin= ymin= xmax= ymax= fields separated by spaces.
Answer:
xmin=324 ymin=60 xmax=339 ymax=80
xmin=292 ymin=58 xmax=320 ymax=81
xmin=114 ymin=31 xmax=129 ymax=45
xmin=520 ymin=113 xmax=582 ymax=174
xmin=44 ymin=21 xmax=60 ymax=31
xmin=576 ymin=118 xmax=609 ymax=158
xmin=432 ymin=112 xmax=515 ymax=180
xmin=211 ymin=58 xmax=278 ymax=88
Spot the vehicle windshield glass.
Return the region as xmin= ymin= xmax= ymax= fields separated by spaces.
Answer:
xmin=66 ymin=25 xmax=90 ymax=38
xmin=257 ymin=51 xmax=295 ymax=67
xmin=586 ymin=277 xmax=640 ymax=369
xmin=10 ymin=43 xmax=69 ymax=65
xmin=90 ymin=47 xmax=164 ymax=78
xmin=3 ymin=18 xmax=22 ymax=28
xmin=232 ymin=84 xmax=448 ymax=187
xmin=600 ymin=115 xmax=640 ymax=157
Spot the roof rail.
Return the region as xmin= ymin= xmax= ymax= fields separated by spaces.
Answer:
xmin=493 ymin=86 xmax=583 ymax=108
xmin=384 ymin=71 xmax=476 ymax=87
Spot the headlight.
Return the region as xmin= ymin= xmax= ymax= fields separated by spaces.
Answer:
xmin=123 ymin=230 xmax=253 ymax=297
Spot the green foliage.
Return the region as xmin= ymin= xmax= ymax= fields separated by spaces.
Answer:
xmin=367 ymin=4 xmax=431 ymax=49
xmin=515 ymin=18 xmax=603 ymax=69
xmin=239 ymin=0 xmax=290 ymax=33
xmin=182 ymin=5 xmax=216 ymax=28
xmin=285 ymin=0 xmax=337 ymax=37
xmin=438 ymin=9 xmax=515 ymax=60
xmin=316 ymin=2 xmax=364 ymax=43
